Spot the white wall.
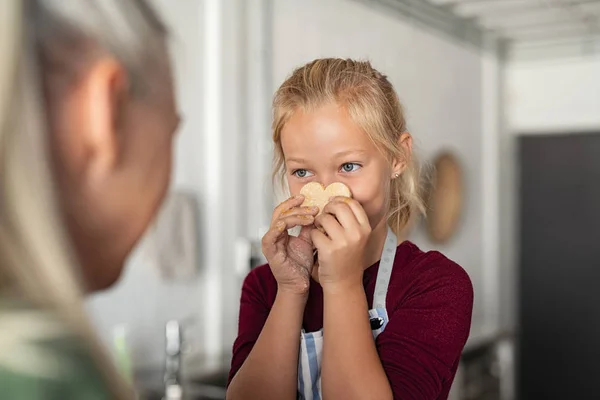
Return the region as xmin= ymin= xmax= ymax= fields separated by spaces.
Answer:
xmin=507 ymin=58 xmax=600 ymax=133
xmin=271 ymin=0 xmax=500 ymax=339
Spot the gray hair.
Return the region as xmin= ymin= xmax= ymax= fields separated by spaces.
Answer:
xmin=0 ymin=1 xmax=169 ymax=398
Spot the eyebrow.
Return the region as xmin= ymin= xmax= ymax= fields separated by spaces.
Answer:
xmin=285 ymin=150 xmax=368 ymax=164
xmin=333 ymin=149 xmax=368 ymax=158
xmin=285 ymin=157 xmax=308 ymax=164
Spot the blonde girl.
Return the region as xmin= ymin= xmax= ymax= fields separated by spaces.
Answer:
xmin=228 ymin=58 xmax=473 ymax=400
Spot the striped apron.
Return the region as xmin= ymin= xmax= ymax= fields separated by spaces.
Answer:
xmin=297 ymin=227 xmax=397 ymax=400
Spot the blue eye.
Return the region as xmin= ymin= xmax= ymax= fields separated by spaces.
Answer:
xmin=293 ymin=169 xmax=313 ymax=178
xmin=341 ymin=163 xmax=361 ymax=173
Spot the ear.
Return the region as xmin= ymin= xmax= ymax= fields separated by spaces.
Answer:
xmin=391 ymin=132 xmax=413 ymax=178
xmin=77 ymin=57 xmax=129 ymax=181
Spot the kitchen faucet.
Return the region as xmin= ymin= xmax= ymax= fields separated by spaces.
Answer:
xmin=164 ymin=320 xmax=183 ymax=400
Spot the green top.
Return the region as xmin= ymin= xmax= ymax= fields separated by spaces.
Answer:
xmin=0 ymin=304 xmax=112 ymax=399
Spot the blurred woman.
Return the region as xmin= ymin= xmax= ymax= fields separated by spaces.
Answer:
xmin=0 ymin=0 xmax=179 ymax=398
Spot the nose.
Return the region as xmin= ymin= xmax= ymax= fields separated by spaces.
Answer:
xmin=320 ymin=174 xmax=338 ymax=188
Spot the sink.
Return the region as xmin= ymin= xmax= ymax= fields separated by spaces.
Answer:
xmin=140 ymin=384 xmax=226 ymax=400
xmin=189 ymin=370 xmax=229 ymax=388
xmin=135 ymin=369 xmax=229 ymax=400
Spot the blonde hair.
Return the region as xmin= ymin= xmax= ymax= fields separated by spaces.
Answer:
xmin=272 ymin=58 xmax=425 ymax=235
xmin=0 ymin=0 xmax=168 ymax=398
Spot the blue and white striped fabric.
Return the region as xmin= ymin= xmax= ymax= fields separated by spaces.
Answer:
xmin=298 ymin=329 xmax=323 ymax=400
xmin=297 ymin=227 xmax=397 ymax=400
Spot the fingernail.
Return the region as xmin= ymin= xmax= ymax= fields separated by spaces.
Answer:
xmin=276 ymin=221 xmax=286 ymax=231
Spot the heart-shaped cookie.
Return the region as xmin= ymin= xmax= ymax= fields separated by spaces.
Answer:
xmin=300 ymin=182 xmax=352 ymax=215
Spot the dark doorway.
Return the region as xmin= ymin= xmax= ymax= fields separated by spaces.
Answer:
xmin=518 ymin=133 xmax=600 ymax=399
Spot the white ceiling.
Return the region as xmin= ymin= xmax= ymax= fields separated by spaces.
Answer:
xmin=427 ymin=0 xmax=600 ymax=59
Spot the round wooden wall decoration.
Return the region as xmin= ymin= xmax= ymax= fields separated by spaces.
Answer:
xmin=426 ymin=151 xmax=463 ymax=244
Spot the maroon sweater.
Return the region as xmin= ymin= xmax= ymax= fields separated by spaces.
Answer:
xmin=228 ymin=241 xmax=473 ymax=399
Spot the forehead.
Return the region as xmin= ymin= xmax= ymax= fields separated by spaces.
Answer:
xmin=280 ymin=103 xmax=376 ymax=157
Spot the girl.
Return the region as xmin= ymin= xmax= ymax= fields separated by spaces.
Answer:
xmin=0 ymin=1 xmax=178 ymax=398
xmin=227 ymin=58 xmax=473 ymax=400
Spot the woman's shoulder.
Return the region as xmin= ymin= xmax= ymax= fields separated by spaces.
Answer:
xmin=0 ymin=303 xmax=111 ymax=399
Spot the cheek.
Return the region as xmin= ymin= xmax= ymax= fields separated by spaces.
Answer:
xmin=287 ymin=179 xmax=304 ymax=197
xmin=152 ymin=128 xmax=174 ymax=200
xmin=128 ymin=117 xmax=174 ymax=208
xmin=348 ymin=171 xmax=390 ymax=226
xmin=352 ymin=183 xmax=385 ymax=211
xmin=155 ymin=141 xmax=172 ymax=196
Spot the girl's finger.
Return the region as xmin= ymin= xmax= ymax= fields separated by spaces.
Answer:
xmin=322 ymin=200 xmax=361 ymax=231
xmin=262 ymin=220 xmax=288 ymax=261
xmin=279 ymin=206 xmax=319 ymax=219
xmin=315 ymin=213 xmax=344 ymax=241
xmin=310 ymin=227 xmax=330 ymax=251
xmin=330 ymin=196 xmax=370 ymax=228
xmin=277 ymin=214 xmax=316 ymax=230
xmin=271 ymin=195 xmax=306 ymax=222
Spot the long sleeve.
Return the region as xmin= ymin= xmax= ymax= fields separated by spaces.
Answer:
xmin=227 ymin=265 xmax=278 ymax=385
xmin=376 ymin=258 xmax=473 ymax=399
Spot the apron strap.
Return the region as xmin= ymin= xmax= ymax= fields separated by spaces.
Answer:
xmin=372 ymin=227 xmax=397 ymax=309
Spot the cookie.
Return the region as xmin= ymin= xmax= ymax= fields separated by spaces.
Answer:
xmin=300 ymin=182 xmax=352 ymax=215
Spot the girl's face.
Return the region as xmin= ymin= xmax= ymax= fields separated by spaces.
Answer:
xmin=281 ymin=102 xmax=396 ymax=231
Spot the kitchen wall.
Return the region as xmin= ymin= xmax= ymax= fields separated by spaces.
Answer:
xmin=507 ymin=58 xmax=600 ymax=133
xmin=87 ymin=0 xmax=506 ymax=374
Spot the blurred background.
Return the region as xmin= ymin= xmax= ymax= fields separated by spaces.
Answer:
xmin=85 ymin=0 xmax=600 ymax=399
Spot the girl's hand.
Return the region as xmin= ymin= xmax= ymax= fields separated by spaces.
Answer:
xmin=311 ymin=197 xmax=372 ymax=292
xmin=262 ymin=195 xmax=319 ymax=296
